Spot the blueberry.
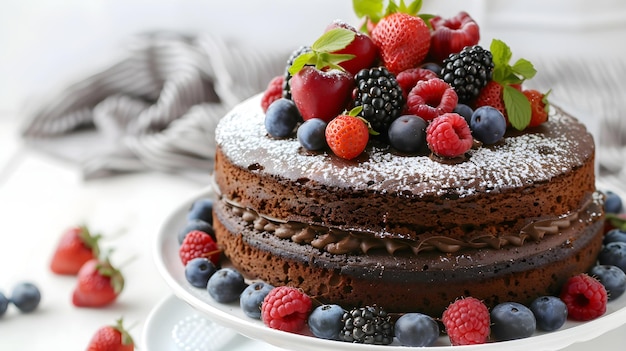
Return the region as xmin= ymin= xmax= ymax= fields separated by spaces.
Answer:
xmin=421 ymin=62 xmax=442 ymax=74
xmin=0 ymin=292 xmax=9 ymax=317
xmin=394 ymin=313 xmax=439 ymax=347
xmin=177 ymin=219 xmax=214 ymax=244
xmin=207 ymin=268 xmax=247 ymax=303
xmin=589 ymin=265 xmax=626 ymax=300
xmin=187 ymin=198 xmax=214 ymax=223
xmin=265 ymin=98 xmax=301 ymax=138
xmin=297 ymin=118 xmax=327 ymax=151
xmin=491 ymin=302 xmax=536 ymax=341
xmin=453 ymin=103 xmax=474 ymax=125
xmin=470 ymin=106 xmax=506 ymax=145
xmin=11 ymin=282 xmax=41 ymax=313
xmin=529 ymin=296 xmax=567 ymax=331
xmin=605 ymin=191 xmax=623 ymax=214
xmin=308 ymin=304 xmax=344 ymax=340
xmin=604 ymin=229 xmax=626 ymax=245
xmin=185 ymin=257 xmax=217 ymax=288
xmin=598 ymin=242 xmax=626 ymax=272
xmin=240 ymin=282 xmax=274 ymax=319
xmin=388 ymin=115 xmax=428 ymax=153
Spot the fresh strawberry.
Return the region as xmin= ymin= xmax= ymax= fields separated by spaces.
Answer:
xmin=325 ymin=107 xmax=370 ymax=160
xmin=50 ymin=225 xmax=101 ymax=275
xmin=260 ymin=75 xmax=284 ymax=113
xmin=524 ymin=89 xmax=550 ymax=127
xmin=86 ymin=318 xmax=134 ymax=351
xmin=325 ymin=20 xmax=378 ymax=75
xmin=72 ymin=257 xmax=124 ymax=308
xmin=396 ymin=67 xmax=438 ymax=100
xmin=429 ymin=11 xmax=480 ymax=62
xmin=371 ymin=12 xmax=431 ymax=74
xmin=474 ymin=81 xmax=506 ymax=118
xmin=288 ymin=28 xmax=357 ymax=122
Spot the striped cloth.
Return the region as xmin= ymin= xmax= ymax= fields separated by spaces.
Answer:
xmin=19 ymin=32 xmax=288 ymax=181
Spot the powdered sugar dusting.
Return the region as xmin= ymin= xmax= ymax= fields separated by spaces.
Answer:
xmin=216 ymin=95 xmax=594 ymax=198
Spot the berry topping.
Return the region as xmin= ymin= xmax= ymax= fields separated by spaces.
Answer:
xmin=297 ymin=118 xmax=328 ymax=151
xmin=325 ymin=107 xmax=371 ymax=160
xmin=261 ymin=286 xmax=312 ymax=333
xmin=429 ymin=11 xmax=481 ymax=62
xmin=426 ymin=113 xmax=473 ymax=158
xmin=474 ymin=80 xmax=506 ymax=118
xmin=240 ymin=281 xmax=274 ymax=319
xmin=470 ymin=106 xmax=507 ymax=144
xmin=490 ymin=302 xmax=536 ymax=341
xmin=339 ymin=305 xmax=394 ymax=345
xmin=184 ymin=257 xmax=217 ymax=288
xmin=598 ymin=242 xmax=626 ymax=272
xmin=353 ymin=66 xmax=404 ymax=134
xmin=325 ymin=20 xmax=378 ymax=75
xmin=524 ymin=89 xmax=550 ymax=127
xmin=207 ymin=268 xmax=247 ymax=303
xmin=395 ymin=67 xmax=438 ymax=100
xmin=394 ymin=313 xmax=439 ymax=347
xmin=453 ymin=103 xmax=474 ymax=124
xmin=308 ymin=304 xmax=345 ymax=340
xmin=441 ymin=297 xmax=490 ymax=346
xmin=406 ymin=78 xmax=458 ymax=121
xmin=387 ymin=114 xmax=427 ymax=153
xmin=264 ymin=98 xmax=302 ymax=138
xmin=560 ymin=274 xmax=608 ymax=321
xmin=179 ymin=230 xmax=220 ymax=266
xmin=530 ymin=296 xmax=568 ymax=332
xmin=282 ymin=46 xmax=312 ymax=100
xmin=10 ymin=282 xmax=41 ymax=313
xmin=441 ymin=45 xmax=493 ymax=103
xmin=260 ymin=75 xmax=284 ymax=113
xmin=589 ymin=265 xmax=626 ymax=301
xmin=371 ymin=12 xmax=430 ymax=74
xmin=604 ymin=229 xmax=626 ymax=245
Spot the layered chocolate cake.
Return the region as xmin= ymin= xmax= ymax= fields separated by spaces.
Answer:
xmin=212 ymin=94 xmax=604 ymax=316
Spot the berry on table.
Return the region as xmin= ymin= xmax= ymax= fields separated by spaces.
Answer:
xmin=261 ymin=286 xmax=312 ymax=333
xmin=72 ymin=257 xmax=124 ymax=308
xmin=339 ymin=305 xmax=394 ymax=345
xmin=10 ymin=282 xmax=41 ymax=313
xmin=297 ymin=118 xmax=327 ymax=151
xmin=308 ymin=304 xmax=345 ymax=340
xmin=207 ymin=268 xmax=247 ymax=303
xmin=470 ymin=106 xmax=507 ymax=145
xmin=50 ymin=225 xmax=101 ymax=275
xmin=529 ymin=296 xmax=568 ymax=332
xmin=429 ymin=11 xmax=481 ymax=62
xmin=597 ymin=242 xmax=626 ymax=273
xmin=179 ymin=230 xmax=220 ymax=266
xmin=261 ymin=75 xmax=285 ymax=113
xmin=560 ymin=274 xmax=607 ymax=321
xmin=589 ymin=265 xmax=626 ymax=301
xmin=406 ymin=78 xmax=458 ymax=121
xmin=353 ymin=66 xmax=404 ymax=134
xmin=426 ymin=113 xmax=473 ymax=158
xmin=325 ymin=108 xmax=370 ymax=160
xmin=441 ymin=45 xmax=494 ymax=103
xmin=490 ymin=302 xmax=536 ymax=341
xmin=394 ymin=312 xmax=439 ymax=347
xmin=184 ymin=257 xmax=217 ymax=288
xmin=441 ymin=297 xmax=490 ymax=346
xmin=387 ymin=114 xmax=428 ymax=153
xmin=240 ymin=281 xmax=274 ymax=319
xmin=264 ymin=98 xmax=302 ymax=138
xmin=86 ymin=318 xmax=134 ymax=351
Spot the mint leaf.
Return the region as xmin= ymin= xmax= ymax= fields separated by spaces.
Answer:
xmin=490 ymin=39 xmax=512 ymax=67
xmin=312 ymin=28 xmax=356 ymax=53
xmin=288 ymin=52 xmax=315 ymax=75
xmin=511 ymin=58 xmax=536 ymax=80
xmin=399 ymin=0 xmax=423 ymax=16
xmin=503 ymin=85 xmax=531 ymax=130
xmin=353 ymin=0 xmax=384 ymax=20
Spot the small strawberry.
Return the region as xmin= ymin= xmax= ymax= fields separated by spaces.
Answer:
xmin=50 ymin=225 xmax=101 ymax=275
xmin=474 ymin=81 xmax=506 ymax=117
xmin=325 ymin=107 xmax=371 ymax=160
xmin=179 ymin=230 xmax=220 ymax=266
xmin=86 ymin=318 xmax=134 ymax=351
xmin=429 ymin=11 xmax=480 ymax=62
xmin=72 ymin=257 xmax=124 ymax=308
xmin=371 ymin=12 xmax=430 ymax=74
xmin=325 ymin=20 xmax=378 ymax=75
xmin=289 ymin=28 xmax=357 ymax=122
xmin=524 ymin=89 xmax=550 ymax=127
xmin=260 ymin=75 xmax=284 ymax=113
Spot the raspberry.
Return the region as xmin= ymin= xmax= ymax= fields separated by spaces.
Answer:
xmin=261 ymin=286 xmax=312 ymax=333
xmin=442 ymin=297 xmax=490 ymax=346
xmin=426 ymin=113 xmax=473 ymax=158
xmin=406 ymin=78 xmax=458 ymax=121
xmin=179 ymin=230 xmax=220 ymax=266
xmin=261 ymin=75 xmax=284 ymax=113
xmin=396 ymin=67 xmax=438 ymax=100
xmin=560 ymin=274 xmax=608 ymax=321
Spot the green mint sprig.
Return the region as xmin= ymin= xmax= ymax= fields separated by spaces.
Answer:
xmin=288 ymin=28 xmax=356 ymax=75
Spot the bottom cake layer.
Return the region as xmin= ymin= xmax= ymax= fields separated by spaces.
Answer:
xmin=213 ymin=198 xmax=605 ymax=316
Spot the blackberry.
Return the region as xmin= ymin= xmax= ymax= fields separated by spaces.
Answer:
xmin=353 ymin=66 xmax=404 ymax=135
xmin=441 ymin=45 xmax=494 ymax=103
xmin=282 ymin=45 xmax=311 ymax=100
xmin=339 ymin=305 xmax=393 ymax=345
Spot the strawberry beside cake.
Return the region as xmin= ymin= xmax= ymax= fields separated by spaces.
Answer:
xmin=211 ymin=1 xmax=605 ymax=323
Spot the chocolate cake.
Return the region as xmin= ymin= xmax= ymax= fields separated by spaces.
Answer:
xmin=212 ymin=94 xmax=604 ymax=316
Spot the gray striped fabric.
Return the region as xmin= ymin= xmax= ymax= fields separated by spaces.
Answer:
xmin=20 ymin=32 xmax=288 ymax=181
